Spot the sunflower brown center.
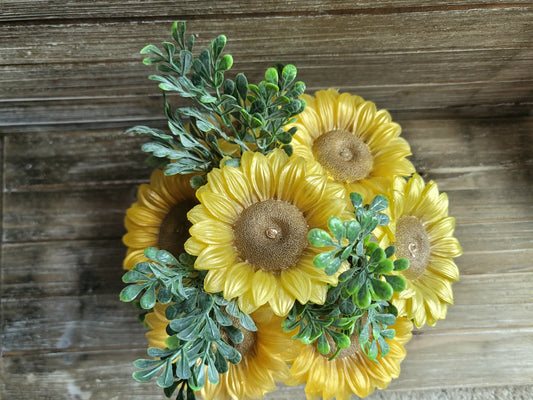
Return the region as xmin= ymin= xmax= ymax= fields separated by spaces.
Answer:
xmin=158 ymin=200 xmax=197 ymax=257
xmin=394 ymin=215 xmax=431 ymax=280
xmin=233 ymin=199 xmax=309 ymax=273
xmin=220 ymin=317 xmax=257 ymax=358
xmin=312 ymin=130 xmax=373 ymax=182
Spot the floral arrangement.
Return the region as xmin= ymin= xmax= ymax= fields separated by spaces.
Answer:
xmin=120 ymin=22 xmax=462 ymax=400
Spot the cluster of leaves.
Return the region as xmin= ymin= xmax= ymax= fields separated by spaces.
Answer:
xmin=120 ymin=248 xmax=257 ymax=400
xmin=128 ymin=21 xmax=306 ymax=188
xmin=282 ymin=193 xmax=409 ymax=361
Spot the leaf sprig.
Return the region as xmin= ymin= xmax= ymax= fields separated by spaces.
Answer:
xmin=120 ymin=248 xmax=257 ymax=400
xmin=283 ymin=193 xmax=410 ymax=361
xmin=127 ymin=21 xmax=306 ymax=188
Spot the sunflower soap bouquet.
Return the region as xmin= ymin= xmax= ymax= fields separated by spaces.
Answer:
xmin=120 ymin=22 xmax=462 ymax=400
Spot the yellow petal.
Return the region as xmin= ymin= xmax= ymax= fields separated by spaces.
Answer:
xmin=195 ymin=244 xmax=235 ymax=270
xmin=123 ymin=249 xmax=146 ymax=270
xmin=431 ymin=236 xmax=463 ymax=258
xmin=269 ymin=284 xmax=295 ymax=316
xmin=241 ymin=151 xmax=274 ymax=201
xmin=199 ymin=191 xmax=242 ymax=225
xmin=189 ymin=219 xmax=233 ymax=244
xmin=427 ymin=216 xmax=456 ymax=240
xmin=353 ymin=100 xmax=377 ymax=139
xmin=222 ymin=166 xmax=256 ymax=207
xmin=276 ymin=156 xmax=306 ymax=202
xmin=315 ymin=88 xmax=338 ymax=132
xmin=251 ymin=270 xmax=277 ymax=306
xmin=237 ymin=290 xmax=260 ymax=314
xmin=403 ymin=174 xmax=425 ymax=212
xmin=203 ymin=269 xmax=226 ymax=293
xmin=187 ymin=204 xmax=211 ymax=224
xmin=280 ymin=269 xmax=311 ymax=304
xmin=183 ymin=237 xmax=206 ymax=256
xmin=122 ymin=231 xmax=158 ymax=248
xmin=126 ymin=206 xmax=164 ymax=227
xmin=428 ymin=255 xmax=460 ymax=281
xmin=224 ymin=262 xmax=253 ymax=298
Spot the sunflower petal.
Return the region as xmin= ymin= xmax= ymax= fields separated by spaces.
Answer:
xmin=280 ymin=269 xmax=312 ymax=304
xmin=195 ymin=244 xmax=235 ymax=270
xmin=189 ymin=219 xmax=233 ymax=244
xmin=224 ymin=262 xmax=253 ymax=298
xmin=199 ymin=191 xmax=242 ymax=224
xmin=251 ymin=270 xmax=277 ymax=306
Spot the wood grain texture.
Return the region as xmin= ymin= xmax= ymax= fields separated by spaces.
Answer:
xmin=2 ymin=1 xmax=532 ymax=22
xmin=1 ymin=6 xmax=531 ymax=125
xmin=1 ymin=2 xmax=533 ymax=399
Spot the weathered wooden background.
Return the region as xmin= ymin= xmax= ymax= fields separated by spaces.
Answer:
xmin=1 ymin=1 xmax=532 ymax=399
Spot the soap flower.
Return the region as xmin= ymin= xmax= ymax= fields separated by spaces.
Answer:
xmin=122 ymin=169 xmax=197 ymax=270
xmin=286 ymin=317 xmax=413 ymax=400
xmin=184 ymin=149 xmax=351 ymax=316
xmin=289 ymin=89 xmax=415 ymax=202
xmin=374 ymin=174 xmax=462 ymax=327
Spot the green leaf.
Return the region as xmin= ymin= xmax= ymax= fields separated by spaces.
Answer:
xmin=157 ymin=287 xmax=173 ymax=304
xmin=214 ymin=347 xmax=229 ymax=374
xmin=156 ymin=249 xmax=179 ymax=266
xmin=313 ymin=249 xmax=336 ymax=269
xmin=381 ymin=328 xmax=396 ymax=340
xmin=147 ymin=347 xmax=174 ymax=358
xmin=308 ymin=228 xmax=335 ymax=247
xmin=265 ymin=67 xmax=279 ymax=84
xmin=140 ymin=284 xmax=157 ymax=309
xmin=393 ymin=258 xmax=409 ymax=271
xmin=133 ymin=367 xmax=162 ymax=383
xmin=176 ymin=350 xmax=192 ymax=379
xmin=345 ymin=220 xmax=361 ymax=242
xmin=204 ymin=317 xmax=221 ymax=341
xmin=374 ymin=259 xmax=394 ymax=274
xmin=211 ymin=34 xmax=227 ymax=60
xmin=350 ymin=192 xmax=363 ymax=208
xmin=377 ymin=213 xmax=390 ymax=226
xmin=369 ymin=195 xmax=389 ymax=212
xmin=369 ymin=247 xmax=385 ymax=265
xmin=281 ymin=64 xmax=297 ymax=87
xmin=325 ymin=257 xmax=343 ymax=276
xmin=120 ymin=284 xmax=145 ymax=303
xmin=356 ymin=284 xmax=371 ymax=308
xmin=328 ymin=216 xmax=345 ymax=242
xmin=373 ymin=313 xmax=396 ymax=326
xmin=206 ymin=355 xmax=219 ymax=385
xmin=157 ymin=359 xmax=174 ymax=388
xmin=384 ymin=245 xmax=396 ymax=258
xmin=317 ymin=333 xmax=330 ymax=355
xmin=238 ymin=312 xmax=257 ymax=331
xmin=140 ymin=44 xmax=165 ymax=58
xmin=224 ymin=325 xmax=244 ymax=344
xmin=134 ymin=359 xmax=165 ymax=370
xmin=218 ymin=54 xmax=233 ymax=71
xmin=385 ymin=274 xmax=406 ymax=292
xmin=122 ymin=270 xmax=147 ymax=284
xmin=235 ymin=73 xmax=248 ymax=101
xmin=327 ymin=329 xmax=351 ymax=349
xmin=370 ymin=278 xmax=393 ymax=301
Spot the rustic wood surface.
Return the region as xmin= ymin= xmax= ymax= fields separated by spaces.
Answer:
xmin=1 ymin=1 xmax=532 ymax=399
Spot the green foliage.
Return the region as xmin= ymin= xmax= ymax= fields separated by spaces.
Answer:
xmin=128 ymin=21 xmax=306 ymax=188
xmin=284 ymin=193 xmax=410 ymax=362
xmin=120 ymin=248 xmax=257 ymax=400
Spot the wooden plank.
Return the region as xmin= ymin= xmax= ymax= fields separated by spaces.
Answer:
xmin=3 ymin=117 xmax=532 ymax=189
xmin=2 ymin=47 xmax=531 ymax=101
xmin=2 ymin=272 xmax=531 ymax=353
xmin=3 ymin=129 xmax=150 ymax=190
xmin=2 ymin=329 xmax=532 ymax=398
xmin=1 ymin=239 xmax=127 ymax=298
xmin=0 ymin=217 xmax=530 ymax=299
xmin=2 ymin=11 xmax=530 ymax=67
xmin=1 ymin=294 xmax=148 ymax=352
xmin=2 ymin=1 xmax=532 ymax=22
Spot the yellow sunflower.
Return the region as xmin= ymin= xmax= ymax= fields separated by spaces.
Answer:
xmin=144 ymin=302 xmax=171 ymax=350
xmin=374 ymin=174 xmax=462 ymax=327
xmin=145 ymin=305 xmax=300 ymax=400
xmin=200 ymin=307 xmax=300 ymax=400
xmin=286 ymin=317 xmax=413 ymax=400
xmin=122 ymin=169 xmax=197 ymax=270
xmin=289 ymin=88 xmax=415 ymax=202
xmin=184 ymin=149 xmax=352 ymax=316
